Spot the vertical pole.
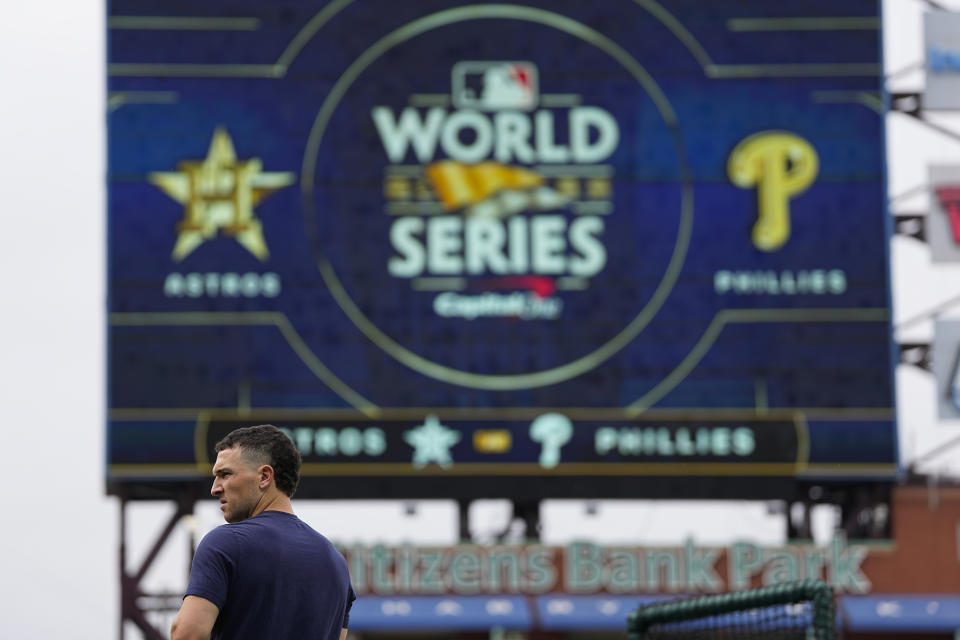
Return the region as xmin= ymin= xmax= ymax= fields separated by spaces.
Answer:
xmin=118 ymin=494 xmax=127 ymax=640
xmin=458 ymin=498 xmax=471 ymax=542
xmin=513 ymin=500 xmax=540 ymax=541
xmin=184 ymin=512 xmax=197 ymax=582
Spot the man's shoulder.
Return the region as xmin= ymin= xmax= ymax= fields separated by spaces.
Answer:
xmin=201 ymin=512 xmax=316 ymax=539
xmin=196 ymin=517 xmax=270 ymax=551
xmin=251 ymin=511 xmax=329 ymax=537
xmin=199 ymin=512 xmax=339 ymax=555
xmin=196 ymin=523 xmax=242 ymax=552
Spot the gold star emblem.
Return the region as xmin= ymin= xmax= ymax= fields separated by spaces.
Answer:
xmin=149 ymin=127 xmax=295 ymax=262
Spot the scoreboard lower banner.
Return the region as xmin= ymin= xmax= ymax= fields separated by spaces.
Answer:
xmin=108 ymin=0 xmax=897 ymax=498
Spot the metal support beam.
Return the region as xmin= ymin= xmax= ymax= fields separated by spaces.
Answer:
xmin=512 ymin=500 xmax=541 ymax=541
xmin=890 ymin=92 xmax=960 ymax=146
xmin=458 ymin=498 xmax=472 ymax=541
xmin=119 ymin=486 xmax=199 ymax=639
xmin=839 ymin=484 xmax=891 ymax=540
xmin=786 ymin=499 xmax=813 ymax=541
xmin=899 ymin=342 xmax=932 ymax=371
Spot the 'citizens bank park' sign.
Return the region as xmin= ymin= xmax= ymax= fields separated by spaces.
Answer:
xmin=338 ymin=536 xmax=873 ymax=595
xmin=108 ymin=1 xmax=896 ymax=499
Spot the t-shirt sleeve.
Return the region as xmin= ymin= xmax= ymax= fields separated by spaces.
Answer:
xmin=185 ymin=528 xmax=233 ymax=609
xmin=342 ymin=583 xmax=357 ymax=628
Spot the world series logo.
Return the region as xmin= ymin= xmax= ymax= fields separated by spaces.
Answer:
xmin=376 ymin=60 xmax=617 ymax=321
xmin=300 ymin=6 xmax=693 ymax=390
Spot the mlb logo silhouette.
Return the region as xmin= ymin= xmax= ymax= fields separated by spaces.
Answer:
xmin=452 ymin=61 xmax=539 ymax=110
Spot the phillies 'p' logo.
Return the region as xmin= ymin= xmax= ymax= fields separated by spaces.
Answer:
xmin=728 ymin=131 xmax=818 ymax=252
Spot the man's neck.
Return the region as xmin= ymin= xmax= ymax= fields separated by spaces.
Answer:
xmin=251 ymin=491 xmax=294 ymax=517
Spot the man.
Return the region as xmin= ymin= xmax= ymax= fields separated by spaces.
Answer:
xmin=171 ymin=424 xmax=356 ymax=640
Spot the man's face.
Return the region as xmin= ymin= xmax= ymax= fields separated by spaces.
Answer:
xmin=211 ymin=446 xmax=262 ymax=523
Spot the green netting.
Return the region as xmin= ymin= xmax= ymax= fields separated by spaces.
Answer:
xmin=627 ymin=580 xmax=837 ymax=640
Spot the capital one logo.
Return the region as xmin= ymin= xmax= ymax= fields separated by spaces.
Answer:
xmin=372 ymin=61 xmax=619 ymax=318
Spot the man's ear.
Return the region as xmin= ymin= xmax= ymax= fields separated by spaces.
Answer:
xmin=258 ymin=464 xmax=275 ymax=489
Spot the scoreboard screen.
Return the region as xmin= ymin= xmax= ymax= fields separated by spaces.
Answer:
xmin=108 ymin=0 xmax=896 ymax=499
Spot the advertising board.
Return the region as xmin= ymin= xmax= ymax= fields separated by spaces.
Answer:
xmin=108 ymin=1 xmax=895 ymax=498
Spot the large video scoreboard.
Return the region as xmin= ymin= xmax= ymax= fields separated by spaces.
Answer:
xmin=108 ymin=0 xmax=896 ymax=499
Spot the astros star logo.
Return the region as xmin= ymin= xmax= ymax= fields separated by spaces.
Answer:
xmin=149 ymin=127 xmax=295 ymax=262
xmin=404 ymin=415 xmax=461 ymax=468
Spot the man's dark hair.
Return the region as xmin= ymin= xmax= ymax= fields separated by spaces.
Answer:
xmin=215 ymin=424 xmax=302 ymax=497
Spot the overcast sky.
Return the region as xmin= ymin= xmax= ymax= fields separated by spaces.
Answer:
xmin=2 ymin=1 xmax=960 ymax=638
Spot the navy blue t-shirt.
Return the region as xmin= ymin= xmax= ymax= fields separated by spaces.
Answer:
xmin=186 ymin=511 xmax=355 ymax=640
